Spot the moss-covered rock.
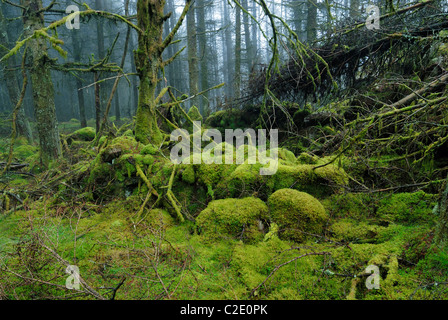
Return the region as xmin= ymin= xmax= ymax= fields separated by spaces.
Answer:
xmin=221 ymin=159 xmax=348 ymax=199
xmin=196 ymin=197 xmax=269 ymax=243
xmin=100 ymin=135 xmax=140 ymax=163
xmin=67 ymin=127 xmax=96 ymax=144
xmin=275 ymin=148 xmax=297 ymax=165
xmin=267 ymin=163 xmax=348 ymax=197
xmin=221 ymin=162 xmax=266 ymax=198
xmin=268 ymin=189 xmax=328 ymax=242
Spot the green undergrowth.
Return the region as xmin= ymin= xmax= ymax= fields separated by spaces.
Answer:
xmin=0 ymin=125 xmax=446 ymax=300
xmin=0 ymin=184 xmax=444 ymax=300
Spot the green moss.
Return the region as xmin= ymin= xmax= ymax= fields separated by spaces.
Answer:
xmin=207 ymin=142 xmax=236 ymax=159
xmin=377 ymin=191 xmax=437 ymax=224
xmin=322 ymin=193 xmax=379 ymax=220
xmin=276 ymin=148 xmax=297 ymax=165
xmin=297 ymin=152 xmax=319 ymax=164
xmin=181 ymin=165 xmax=195 ymax=184
xmin=330 ymin=219 xmax=386 ymax=243
xmin=67 ymin=127 xmax=96 ymax=142
xmin=268 ymin=189 xmax=328 ymax=242
xmin=188 ymin=105 xmax=202 ymax=120
xmin=231 ymin=236 xmax=291 ymax=290
xmin=195 ymin=151 xmax=237 ymax=198
xmin=220 ymin=160 xmax=348 ymax=199
xmin=268 ymin=163 xmax=348 ymax=197
xmin=140 ymin=143 xmax=158 ymax=155
xmin=9 ymin=178 xmax=29 ymax=187
xmin=14 ymin=137 xmax=29 ymax=146
xmin=196 ymin=197 xmax=269 ymax=243
xmin=98 ymin=135 xmax=107 ymax=146
xmin=122 ymin=129 xmax=133 ymax=137
xmin=263 ymin=222 xmax=279 ymax=242
xmin=14 ymin=145 xmax=38 ymax=160
xmin=143 ymin=208 xmax=176 ymax=230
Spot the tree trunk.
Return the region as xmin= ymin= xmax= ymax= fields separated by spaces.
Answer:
xmin=94 ymin=72 xmax=101 ymax=133
xmin=134 ymin=0 xmax=191 ymax=145
xmin=306 ymin=0 xmax=317 ymax=43
xmin=234 ymin=4 xmax=241 ymax=99
xmin=242 ymin=0 xmax=253 ymax=73
xmin=128 ymin=31 xmax=139 ymax=116
xmin=134 ymin=0 xmax=167 ymax=145
xmin=187 ymin=3 xmax=199 ymax=110
xmin=350 ymin=0 xmax=360 ymax=20
xmin=223 ymin=0 xmax=234 ymax=99
xmin=196 ymin=0 xmax=209 ymax=114
xmin=76 ymin=77 xmax=87 ymax=128
xmin=0 ymin=4 xmax=33 ymax=142
xmin=115 ymin=88 xmax=121 ymax=122
xmin=22 ymin=0 xmax=61 ymax=165
xmin=69 ymin=10 xmax=87 ymax=128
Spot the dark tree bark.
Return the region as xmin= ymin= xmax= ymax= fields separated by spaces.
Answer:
xmin=187 ymin=2 xmax=200 ymax=110
xmin=134 ymin=0 xmax=192 ymax=145
xmin=196 ymin=0 xmax=209 ymax=114
xmin=0 ymin=4 xmax=33 ymax=142
xmin=234 ymin=3 xmax=241 ymax=99
xmin=22 ymin=0 xmax=61 ymax=165
xmin=307 ymin=0 xmax=317 ymax=42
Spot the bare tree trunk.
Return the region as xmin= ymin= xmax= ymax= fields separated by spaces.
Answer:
xmin=69 ymin=5 xmax=87 ymax=128
xmin=242 ymin=0 xmax=253 ymax=73
xmin=234 ymin=4 xmax=241 ymax=99
xmin=223 ymin=0 xmax=234 ymax=99
xmin=114 ymin=88 xmax=121 ymax=122
xmin=196 ymin=0 xmax=209 ymax=114
xmin=307 ymin=0 xmax=317 ymax=43
xmin=76 ymin=77 xmax=87 ymax=128
xmin=0 ymin=4 xmax=33 ymax=142
xmin=187 ymin=3 xmax=199 ymax=110
xmin=94 ymin=72 xmax=101 ymax=133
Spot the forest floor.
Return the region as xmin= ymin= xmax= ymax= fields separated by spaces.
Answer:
xmin=0 ymin=113 xmax=447 ymax=300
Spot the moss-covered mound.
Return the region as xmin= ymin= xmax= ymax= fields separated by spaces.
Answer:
xmin=221 ymin=159 xmax=348 ymax=199
xmin=66 ymin=127 xmax=96 ymax=144
xmin=196 ymin=197 xmax=269 ymax=243
xmin=268 ymin=189 xmax=328 ymax=242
